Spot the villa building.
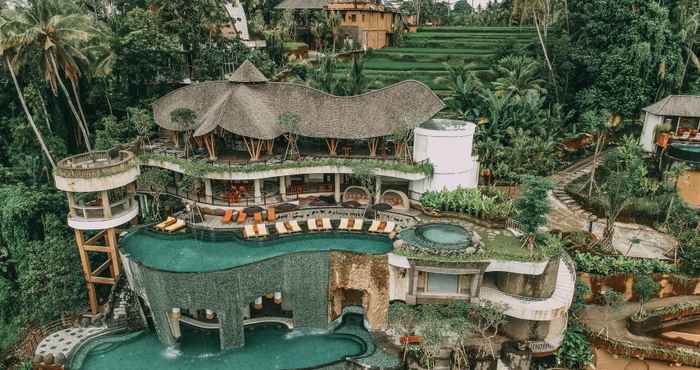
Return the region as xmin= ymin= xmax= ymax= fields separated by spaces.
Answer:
xmin=276 ymin=0 xmax=398 ymax=49
xmin=639 ymin=95 xmax=700 ymax=208
xmin=42 ymin=61 xmax=573 ymax=370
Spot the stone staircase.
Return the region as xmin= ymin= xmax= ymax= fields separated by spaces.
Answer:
xmin=549 ymin=153 xmax=605 ymax=225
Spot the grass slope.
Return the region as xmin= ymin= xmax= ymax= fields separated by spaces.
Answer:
xmin=338 ymin=26 xmax=536 ymax=94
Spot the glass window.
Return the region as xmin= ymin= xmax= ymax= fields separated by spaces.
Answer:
xmin=427 ymin=273 xmax=459 ymax=293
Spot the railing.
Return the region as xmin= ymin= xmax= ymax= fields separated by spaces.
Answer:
xmin=527 ymin=316 xmax=567 ymax=353
xmin=70 ymin=197 xmax=135 ymax=220
xmin=56 ymin=150 xmax=137 ymax=178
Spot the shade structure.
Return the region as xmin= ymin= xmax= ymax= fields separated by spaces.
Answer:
xmin=341 ymin=200 xmax=361 ymax=208
xmin=371 ymin=203 xmax=392 ymax=211
xmin=276 ymin=203 xmax=298 ymax=212
xmin=244 ymin=206 xmax=265 ymax=214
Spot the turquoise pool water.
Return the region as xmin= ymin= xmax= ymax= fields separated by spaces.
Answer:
xmin=121 ymin=229 xmax=393 ymax=272
xmin=73 ymin=322 xmax=366 ymax=370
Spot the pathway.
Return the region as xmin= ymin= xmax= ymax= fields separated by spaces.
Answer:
xmin=546 ymin=154 xmax=678 ymax=260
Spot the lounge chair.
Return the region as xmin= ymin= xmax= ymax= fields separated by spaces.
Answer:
xmin=267 ymin=208 xmax=276 ymax=222
xmin=338 ymin=218 xmax=349 ymax=230
xmin=352 ymin=219 xmax=363 ymax=231
xmin=222 ymin=209 xmax=234 ymax=224
xmin=275 ymin=222 xmax=289 ymax=235
xmin=368 ymin=220 xmax=380 ymax=233
xmin=377 ymin=221 xmax=387 ymax=232
xmin=237 ymin=211 xmax=247 ymax=224
xmin=165 ymin=219 xmax=186 ymax=232
xmin=155 ymin=217 xmax=176 ymax=231
xmin=288 ymin=220 xmax=302 ymax=233
xmin=254 ymin=212 xmax=263 ymax=223
xmin=243 ymin=224 xmax=255 ymax=238
xmin=383 ymin=221 xmax=396 ymax=234
xmin=257 ymin=223 xmax=269 ymax=237
xmin=307 ymin=219 xmax=318 ymax=231
xmin=322 ymin=218 xmax=332 ymax=230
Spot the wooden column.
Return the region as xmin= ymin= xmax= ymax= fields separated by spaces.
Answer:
xmin=368 ymin=137 xmax=379 ymax=157
xmin=279 ymin=176 xmax=287 ymax=201
xmin=101 ymin=190 xmax=112 ymax=218
xmin=66 ymin=192 xmax=77 ymax=217
xmin=73 ymin=227 xmax=121 ymax=316
xmin=204 ymin=178 xmax=213 ymax=204
xmin=334 ymin=173 xmax=341 ymax=203
xmin=326 ymin=138 xmax=338 ymax=156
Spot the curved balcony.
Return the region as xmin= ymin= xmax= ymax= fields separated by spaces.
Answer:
xmin=68 ymin=197 xmax=139 ymax=230
xmin=55 ymin=150 xmax=139 ymax=193
xmin=479 ymin=254 xmax=576 ymax=321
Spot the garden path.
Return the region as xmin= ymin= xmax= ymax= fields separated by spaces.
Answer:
xmin=546 ymin=154 xmax=677 ymax=260
xmin=580 ymin=295 xmax=700 ymax=368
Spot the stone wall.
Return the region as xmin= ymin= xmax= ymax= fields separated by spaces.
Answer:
xmin=494 ymin=258 xmax=560 ymax=298
xmin=123 ymin=251 xmax=330 ymax=349
xmin=329 ymin=252 xmax=390 ymax=330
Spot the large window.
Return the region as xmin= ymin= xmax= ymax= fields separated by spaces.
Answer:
xmin=426 ymin=273 xmax=459 ymax=293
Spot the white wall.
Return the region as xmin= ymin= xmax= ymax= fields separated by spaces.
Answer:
xmin=640 ymin=113 xmax=662 ymax=152
xmin=409 ymin=121 xmax=478 ymax=196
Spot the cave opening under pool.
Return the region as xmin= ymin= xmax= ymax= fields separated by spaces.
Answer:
xmin=71 ymin=314 xmax=370 ymax=370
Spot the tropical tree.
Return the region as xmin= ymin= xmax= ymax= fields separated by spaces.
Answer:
xmin=514 ymin=176 xmax=553 ymax=255
xmin=633 ymin=274 xmax=660 ymax=319
xmin=343 ymin=54 xmax=368 ymax=96
xmin=0 ymin=20 xmax=56 ymax=169
xmin=491 ymin=55 xmax=546 ymax=97
xmin=4 ymin=0 xmax=99 ymax=151
xmin=598 ymin=137 xmax=649 ymax=248
xmin=325 ymin=11 xmax=342 ymax=52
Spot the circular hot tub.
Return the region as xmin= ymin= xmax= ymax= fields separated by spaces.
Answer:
xmin=414 ymin=223 xmax=472 ymax=250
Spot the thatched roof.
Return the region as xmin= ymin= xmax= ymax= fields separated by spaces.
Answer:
xmin=643 ymin=95 xmax=700 ymax=118
xmin=275 ymin=0 xmax=328 ymax=9
xmin=153 ymin=67 xmax=445 ymax=140
xmin=226 ymin=60 xmax=268 ymax=83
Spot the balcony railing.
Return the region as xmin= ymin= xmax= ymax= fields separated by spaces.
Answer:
xmin=57 ymin=150 xmax=136 ymax=178
xmin=70 ymin=197 xmax=136 ymax=220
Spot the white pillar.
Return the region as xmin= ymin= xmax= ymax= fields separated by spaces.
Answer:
xmin=254 ymin=179 xmax=262 ymax=203
xmin=374 ymin=176 xmax=382 ymax=204
xmin=101 ymin=190 xmax=112 ymax=217
xmin=279 ymin=176 xmax=287 ymax=201
xmin=204 ymin=178 xmax=213 ymax=204
xmin=334 ymin=173 xmax=341 ymax=203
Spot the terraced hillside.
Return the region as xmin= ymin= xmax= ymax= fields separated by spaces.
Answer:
xmin=338 ymin=26 xmax=536 ymax=95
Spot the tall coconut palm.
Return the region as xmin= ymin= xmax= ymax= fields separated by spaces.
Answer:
xmin=491 ymin=56 xmax=546 ymax=97
xmin=0 ymin=20 xmax=56 ymax=169
xmin=8 ymin=0 xmax=97 ymax=151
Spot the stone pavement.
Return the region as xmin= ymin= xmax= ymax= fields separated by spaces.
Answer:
xmin=547 ymin=154 xmax=678 ymax=260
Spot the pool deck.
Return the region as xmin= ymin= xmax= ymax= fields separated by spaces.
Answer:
xmin=35 ymin=326 xmax=108 ymax=362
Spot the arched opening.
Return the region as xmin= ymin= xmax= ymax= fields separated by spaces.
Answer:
xmin=330 ymin=288 xmax=367 ymax=321
xmin=381 ymin=189 xmax=409 ymax=209
xmin=249 ymin=293 xmax=292 ymax=319
xmin=342 ymin=186 xmax=371 ymax=205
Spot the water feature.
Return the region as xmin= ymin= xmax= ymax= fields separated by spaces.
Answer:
xmin=121 ymin=229 xmax=393 ymax=272
xmin=71 ymin=319 xmax=368 ymax=370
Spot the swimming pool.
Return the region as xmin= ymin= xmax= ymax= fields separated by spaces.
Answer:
xmin=71 ymin=318 xmax=368 ymax=370
xmin=120 ymin=229 xmax=393 ymax=272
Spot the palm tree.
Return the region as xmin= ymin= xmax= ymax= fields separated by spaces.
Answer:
xmin=344 ymin=54 xmax=368 ymax=95
xmin=0 ymin=20 xmax=56 ymax=169
xmin=310 ymin=21 xmax=325 ymax=51
xmin=491 ymin=55 xmax=545 ymax=97
xmin=325 ymin=11 xmax=342 ymax=52
xmin=8 ymin=0 xmax=98 ymax=152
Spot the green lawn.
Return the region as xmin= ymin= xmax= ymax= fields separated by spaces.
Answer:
xmin=339 ymin=26 xmax=536 ymax=91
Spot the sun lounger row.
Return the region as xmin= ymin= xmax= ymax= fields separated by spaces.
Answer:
xmin=307 ymin=218 xmax=332 ymax=231
xmin=275 ymin=220 xmax=302 ymax=234
xmin=368 ymin=220 xmax=395 ymax=234
xmin=222 ymin=208 xmax=278 ymax=225
xmin=338 ymin=218 xmax=364 ymax=231
xmin=243 ymin=223 xmax=268 ymax=238
xmin=154 ymin=217 xmax=186 ymax=232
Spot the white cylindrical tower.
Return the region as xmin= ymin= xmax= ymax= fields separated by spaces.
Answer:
xmin=54 ymin=149 xmax=140 ymax=315
xmin=409 ymin=119 xmax=479 ymax=197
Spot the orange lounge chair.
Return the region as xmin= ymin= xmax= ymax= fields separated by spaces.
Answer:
xmin=154 ymin=217 xmax=176 ymax=231
xmin=237 ymin=211 xmax=247 ymax=224
xmin=378 ymin=221 xmax=387 ymax=232
xmin=222 ymin=209 xmax=234 ymax=224
xmin=254 ymin=212 xmax=263 ymax=223
xmin=267 ymin=208 xmax=276 ymax=222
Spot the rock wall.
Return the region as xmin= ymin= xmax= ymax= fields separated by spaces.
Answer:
xmin=494 ymin=258 xmax=560 ymax=298
xmin=329 ymin=252 xmax=390 ymax=330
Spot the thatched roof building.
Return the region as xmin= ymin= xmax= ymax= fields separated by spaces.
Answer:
xmin=643 ymin=95 xmax=700 ymax=118
xmin=152 ymin=62 xmax=445 ymax=140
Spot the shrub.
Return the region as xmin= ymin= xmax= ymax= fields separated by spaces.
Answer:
xmin=557 ymin=320 xmax=593 ymax=369
xmin=419 ymin=186 xmax=515 ymax=220
xmin=573 ymin=252 xmax=675 ymax=276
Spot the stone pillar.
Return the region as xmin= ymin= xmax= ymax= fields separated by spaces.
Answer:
xmin=374 ymin=176 xmax=382 ymax=204
xmin=279 ymin=176 xmax=287 ymax=201
xmin=204 ymin=178 xmax=213 ymax=204
xmin=254 ymin=179 xmax=262 ymax=203
xmin=101 ymin=190 xmax=112 ymax=218
xmin=334 ymin=173 xmax=341 ymax=203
